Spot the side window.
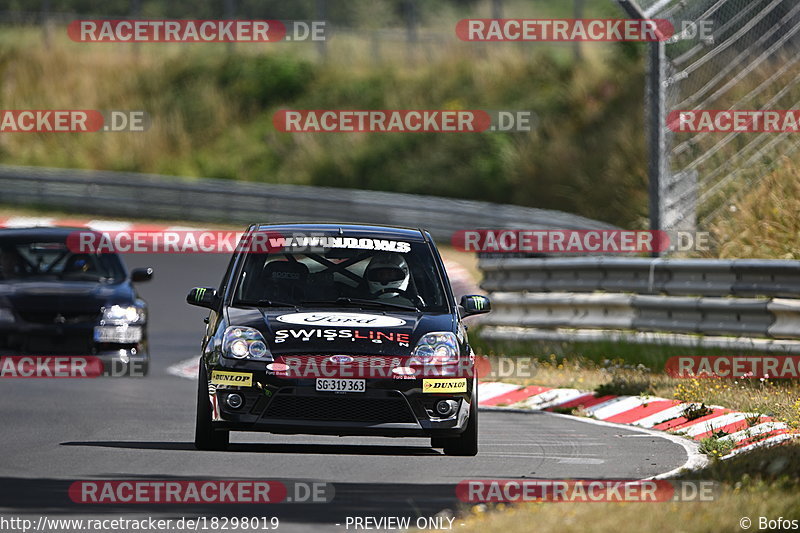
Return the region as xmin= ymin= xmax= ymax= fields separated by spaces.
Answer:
xmin=410 ymin=255 xmax=442 ymax=308
xmin=217 ymin=252 xmax=239 ymax=303
xmin=426 ymin=241 xmax=454 ymax=308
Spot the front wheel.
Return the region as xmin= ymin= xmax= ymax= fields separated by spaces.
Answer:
xmin=194 ymin=361 xmax=229 ymax=451
xmin=443 ymin=398 xmax=478 ymax=457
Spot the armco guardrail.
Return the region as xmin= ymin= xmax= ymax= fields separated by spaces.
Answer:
xmin=480 ymin=257 xmax=800 ymax=297
xmin=479 ymin=257 xmax=800 ymax=353
xmin=0 ymin=165 xmax=615 ymax=241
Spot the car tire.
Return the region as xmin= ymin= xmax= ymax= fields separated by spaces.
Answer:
xmin=194 ymin=361 xmax=229 ymax=451
xmin=443 ymin=395 xmax=478 ymax=457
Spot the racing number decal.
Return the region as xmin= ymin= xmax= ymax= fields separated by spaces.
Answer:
xmin=210 ymin=370 xmax=253 ymax=387
xmin=422 ymin=378 xmax=467 ymax=393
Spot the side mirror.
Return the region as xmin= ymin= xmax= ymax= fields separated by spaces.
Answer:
xmin=187 ymin=287 xmax=218 ymax=309
xmin=460 ymin=294 xmax=491 ymax=316
xmin=131 ymin=267 xmax=153 ymax=282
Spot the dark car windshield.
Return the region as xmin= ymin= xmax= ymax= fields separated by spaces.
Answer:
xmin=0 ymin=238 xmax=126 ymax=283
xmin=232 ymin=238 xmax=449 ymax=312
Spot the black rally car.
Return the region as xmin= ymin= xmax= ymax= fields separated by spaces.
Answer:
xmin=188 ymin=223 xmax=490 ymax=456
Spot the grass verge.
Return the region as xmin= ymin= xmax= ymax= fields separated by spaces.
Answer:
xmin=440 ymin=443 xmax=800 ymax=533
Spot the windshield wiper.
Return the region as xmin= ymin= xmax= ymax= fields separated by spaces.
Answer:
xmin=234 ymin=299 xmax=298 ymax=309
xmin=301 ymin=297 xmax=419 ymax=312
xmin=342 ymin=298 xmax=420 ymax=311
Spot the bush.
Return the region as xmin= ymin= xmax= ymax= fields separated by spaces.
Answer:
xmin=698 ymin=436 xmax=735 ymax=459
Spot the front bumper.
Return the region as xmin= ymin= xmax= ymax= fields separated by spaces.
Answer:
xmin=207 ymin=363 xmax=474 ymax=437
xmin=0 ymin=323 xmax=149 ymax=375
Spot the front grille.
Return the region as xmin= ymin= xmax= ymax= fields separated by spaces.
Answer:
xmin=263 ymin=393 xmax=417 ymax=424
xmin=23 ymin=334 xmax=94 ymax=355
xmin=249 ymin=395 xmax=271 ymax=415
xmin=17 ymin=310 xmax=100 ymax=325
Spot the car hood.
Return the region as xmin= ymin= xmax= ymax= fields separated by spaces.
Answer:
xmin=226 ymin=307 xmax=455 ymax=356
xmin=0 ymin=281 xmax=133 ymax=313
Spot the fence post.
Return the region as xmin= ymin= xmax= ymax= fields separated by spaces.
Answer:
xmin=491 ymin=0 xmax=503 ymax=19
xmin=41 ymin=0 xmax=52 ymax=49
xmin=130 ymin=0 xmax=141 ymax=58
xmin=224 ymin=0 xmax=236 ymax=53
xmin=573 ymin=0 xmax=584 ymax=62
xmin=405 ymin=0 xmax=418 ymax=63
xmin=315 ymin=0 xmax=328 ymax=61
xmin=647 ymin=40 xmax=666 ymax=248
xmin=616 ymin=1 xmax=666 ymax=255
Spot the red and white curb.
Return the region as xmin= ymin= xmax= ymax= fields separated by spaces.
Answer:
xmin=167 ymin=358 xmax=200 ymax=379
xmin=479 ymin=381 xmax=798 ymax=460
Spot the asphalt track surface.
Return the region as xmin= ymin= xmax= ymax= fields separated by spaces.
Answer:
xmin=0 ymin=254 xmax=690 ymax=532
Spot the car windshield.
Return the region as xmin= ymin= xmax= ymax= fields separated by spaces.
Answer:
xmin=232 ymin=238 xmax=449 ymax=312
xmin=0 ymin=238 xmax=126 ymax=283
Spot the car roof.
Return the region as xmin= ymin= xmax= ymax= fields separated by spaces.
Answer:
xmin=253 ymin=223 xmax=428 ymax=242
xmin=0 ymin=226 xmax=85 ymax=240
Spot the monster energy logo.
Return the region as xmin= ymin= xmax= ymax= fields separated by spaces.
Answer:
xmin=471 ymin=296 xmax=485 ymax=310
xmin=195 ymin=288 xmax=206 ymax=302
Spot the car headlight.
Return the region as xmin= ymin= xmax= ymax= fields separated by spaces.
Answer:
xmin=100 ymin=305 xmax=146 ymax=325
xmin=411 ymin=332 xmax=460 ymax=364
xmin=0 ymin=307 xmax=14 ymax=323
xmin=223 ymin=326 xmax=272 ymax=361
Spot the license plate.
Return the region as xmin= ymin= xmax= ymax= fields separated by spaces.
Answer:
xmin=93 ymin=325 xmax=142 ymax=343
xmin=315 ymin=378 xmax=365 ymax=393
